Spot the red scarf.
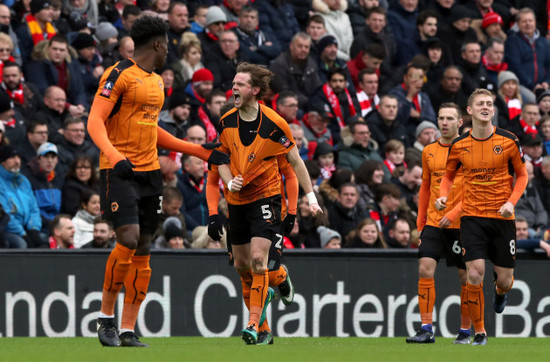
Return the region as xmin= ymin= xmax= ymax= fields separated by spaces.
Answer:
xmin=322 ymin=83 xmax=356 ymax=129
xmin=320 ymin=164 xmax=336 ymax=180
xmin=401 ymin=83 xmax=421 ymax=112
xmin=49 ymin=236 xmax=74 ymax=249
xmin=198 ymin=106 xmax=218 ymax=142
xmin=5 ymin=83 xmax=24 ymax=105
xmin=481 ymin=55 xmax=508 ymax=72
xmin=520 ymin=118 xmax=539 ymax=135
xmin=505 ymin=97 xmax=522 ymax=120
xmin=192 ymin=86 xmax=206 ymax=104
xmin=25 ymin=14 xmax=56 ymax=45
xmin=205 ymin=29 xmax=219 ymax=42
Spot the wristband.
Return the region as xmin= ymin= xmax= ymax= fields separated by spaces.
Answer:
xmin=228 ymin=180 xmax=234 ymax=192
xmin=306 ymin=192 xmax=317 ymax=205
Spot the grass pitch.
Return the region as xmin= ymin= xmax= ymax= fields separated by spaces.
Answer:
xmin=1 ymin=337 xmax=548 ymax=362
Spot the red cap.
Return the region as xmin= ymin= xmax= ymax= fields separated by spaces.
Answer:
xmin=482 ymin=12 xmax=503 ymax=29
xmin=192 ymin=68 xmax=214 ymax=83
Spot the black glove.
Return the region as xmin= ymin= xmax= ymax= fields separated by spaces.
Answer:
xmin=201 ymin=142 xmax=222 ymax=150
xmin=26 ymin=229 xmax=45 ymax=248
xmin=283 ymin=214 xmax=296 ymax=236
xmin=207 ymin=149 xmax=230 ymax=166
xmin=113 ymin=158 xmax=135 ymax=180
xmin=208 ymin=214 xmax=224 ymax=241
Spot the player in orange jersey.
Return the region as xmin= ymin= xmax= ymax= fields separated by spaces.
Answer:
xmin=436 ymin=89 xmax=528 ymax=345
xmin=406 ymin=102 xmax=471 ymax=344
xmin=87 ymin=15 xmax=228 ymax=347
xmin=216 ymin=63 xmax=322 ymax=344
xmin=207 ymin=154 xmax=298 ymax=345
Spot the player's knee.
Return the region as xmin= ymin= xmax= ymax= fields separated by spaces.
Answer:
xmin=418 ymin=263 xmax=435 ymax=278
xmin=250 ymin=255 xmax=266 ymax=271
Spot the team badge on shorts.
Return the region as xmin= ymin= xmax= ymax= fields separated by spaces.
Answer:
xmin=248 ymin=153 xmax=256 ymax=162
xmin=493 ymin=145 xmax=503 ymax=155
xmin=279 ymin=136 xmax=291 ymax=148
xmin=111 ymin=202 xmax=119 ymax=212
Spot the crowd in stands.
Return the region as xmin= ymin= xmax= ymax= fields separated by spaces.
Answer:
xmin=1 ymin=0 xmax=550 ymax=255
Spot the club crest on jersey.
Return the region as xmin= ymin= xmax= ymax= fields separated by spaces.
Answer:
xmin=493 ymin=145 xmax=503 ymax=155
xmin=279 ymin=136 xmax=291 ymax=148
xmin=101 ymin=81 xmax=113 ymax=97
xmin=111 ymin=202 xmax=119 ymax=212
xmin=248 ymin=153 xmax=256 ymax=162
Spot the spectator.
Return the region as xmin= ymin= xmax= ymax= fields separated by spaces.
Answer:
xmin=538 ymin=90 xmax=550 ymax=118
xmin=521 ymin=134 xmax=544 ymax=169
xmin=255 ymin=0 xmax=300 ymax=51
xmin=475 ymin=12 xmax=506 ymax=48
xmin=289 ymin=123 xmax=309 ymax=161
xmin=151 ymin=187 xmax=189 ymax=246
xmin=389 ymin=62 xmax=436 ymax=139
xmin=515 ymin=215 xmax=550 ymax=257
xmin=399 ymin=9 xmax=439 ymax=67
xmin=426 ymin=66 xmax=468 ymax=116
xmin=0 ymin=145 xmax=43 ymax=248
xmin=233 ymin=5 xmax=280 ymax=66
xmin=405 ymin=120 xmax=438 ymax=165
xmin=516 ymin=160 xmax=548 ymax=237
xmin=115 ymin=4 xmax=140 ymax=38
xmin=80 ymin=218 xmax=116 ymax=249
xmin=166 ymin=2 xmax=190 ymax=64
xmin=495 ymin=70 xmax=523 ymax=130
xmin=48 ymin=213 xmax=75 ymax=249
xmin=72 ymin=190 xmax=100 ymax=248
xmin=158 ymin=91 xmax=193 ymax=142
xmin=71 ymin=32 xmax=104 ymax=104
xmin=35 ymin=86 xmax=68 ymax=144
xmin=97 ymin=23 xmax=123 ymax=69
xmin=56 ymin=117 xmax=99 ymax=175
xmin=18 ymin=120 xmax=48 ymax=165
xmin=458 ymin=40 xmax=494 ymax=96
xmin=391 ymin=160 xmax=422 ymax=212
xmin=191 ymin=225 xmax=225 ymax=249
xmin=185 ymin=68 xmax=214 ymax=106
xmin=201 ymin=89 xmax=226 ymax=140
xmin=0 ymin=4 xmax=22 ymax=65
xmin=24 ymin=35 xmax=89 ymax=112
xmin=313 ymin=142 xmax=336 ymax=181
xmin=348 ymin=0 xmax=390 ymax=36
xmin=541 ymin=116 xmax=550 ymax=154
xmin=1 ymin=61 xmax=41 ymax=119
xmin=348 ymin=43 xmax=385 ymax=92
xmin=421 ymin=37 xmax=448 ymax=94
xmin=350 ymin=6 xmax=396 ymax=85
xmin=388 ymin=0 xmax=419 ymax=66
xmin=23 ymin=142 xmax=63 ymax=233
xmin=383 ymin=139 xmax=406 ymax=177
xmin=356 ymin=68 xmax=380 ymax=117
xmin=337 ymin=119 xmax=386 ymax=172
xmin=298 ymin=192 xmax=329 ymax=247
xmin=305 ymin=14 xmax=327 ymax=54
xmin=508 ymin=103 xmax=541 ymax=141
xmin=190 ymin=5 xmax=208 ymax=34
xmin=276 ymin=91 xmax=300 ymax=124
xmin=0 ymin=90 xmax=25 ymax=145
xmin=317 ymin=225 xmax=342 ymax=249
xmin=177 ymin=155 xmax=208 ymax=235
xmin=505 ymin=8 xmax=550 ymax=93
xmin=354 ymin=159 xmax=385 ymax=210
xmin=368 ymin=182 xmax=400 ymax=241
xmin=427 ymin=0 xmax=454 ymax=28
xmin=312 ymin=0 xmax=354 ymax=61
xmin=437 ymin=5 xmax=478 ymax=66
xmin=205 ymin=30 xmax=250 ymax=92
xmin=315 ymin=34 xmax=354 ymax=86
xmin=366 ymin=94 xmax=410 ymax=156
xmin=300 ymin=105 xmax=334 ymax=148
xmin=310 ymin=67 xmax=360 ymax=144
xmin=197 ymin=6 xmax=227 ymax=58
xmin=0 ymin=33 xmax=16 ymax=80
xmin=535 ymin=155 xmax=550 ymax=214
xmin=344 ymin=217 xmax=387 ymax=248
xmin=327 ymin=182 xmax=370 ymax=239
xmin=155 ymin=216 xmax=187 ymax=249
xmin=385 ymin=217 xmax=411 ymax=248
xmin=270 ymin=32 xmax=322 ymax=110
xmin=63 ymin=0 xmax=99 ymax=27
xmin=15 ymin=0 xmax=57 ymax=64
xmin=61 ymin=155 xmax=99 ymax=216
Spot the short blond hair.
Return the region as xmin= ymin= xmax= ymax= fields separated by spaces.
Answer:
xmin=467 ymin=88 xmax=494 ymax=107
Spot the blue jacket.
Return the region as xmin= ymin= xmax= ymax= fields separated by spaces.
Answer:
xmin=23 ymin=58 xmax=89 ymax=108
xmin=22 ymin=160 xmax=63 ymax=232
xmin=177 ymin=171 xmax=209 ymax=234
xmin=0 ymin=165 xmax=42 ymax=236
xmin=387 ymin=2 xmax=418 ymax=65
xmin=255 ymin=0 xmax=300 ymax=51
xmin=505 ymin=30 xmax=550 ymax=90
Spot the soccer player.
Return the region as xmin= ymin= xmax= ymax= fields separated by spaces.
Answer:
xmin=87 ymin=16 xmax=229 ymax=347
xmin=207 ymin=154 xmax=297 ymax=345
xmin=406 ymin=102 xmax=471 ymax=344
xmin=216 ymin=62 xmax=322 ymax=344
xmin=436 ymin=89 xmax=528 ymax=345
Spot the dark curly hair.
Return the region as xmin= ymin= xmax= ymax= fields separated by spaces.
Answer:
xmin=130 ymin=15 xmax=169 ymax=48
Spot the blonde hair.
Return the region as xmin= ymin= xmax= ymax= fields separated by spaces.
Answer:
xmin=468 ymin=88 xmax=495 ymax=107
xmin=0 ymin=33 xmax=13 ymax=50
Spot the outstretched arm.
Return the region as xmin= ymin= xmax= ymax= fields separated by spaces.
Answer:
xmin=156 ymin=127 xmax=229 ymax=165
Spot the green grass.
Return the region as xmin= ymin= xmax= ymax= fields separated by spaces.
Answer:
xmin=1 ymin=337 xmax=549 ymax=362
